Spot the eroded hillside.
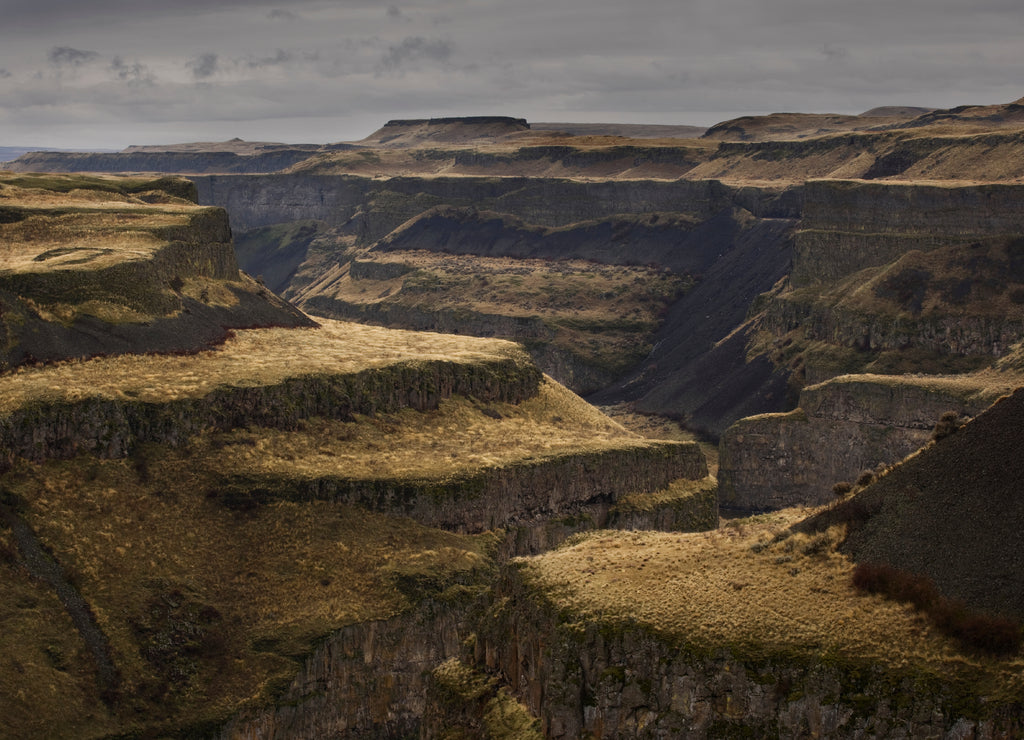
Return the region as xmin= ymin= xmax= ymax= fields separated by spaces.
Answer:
xmin=6 ymin=101 xmax=1024 ymax=737
xmin=0 ymin=173 xmax=312 ymax=371
xmin=0 ymin=175 xmax=719 ymax=738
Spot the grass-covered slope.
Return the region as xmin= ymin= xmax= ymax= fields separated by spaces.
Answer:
xmin=0 ymin=173 xmax=312 ymax=371
xmin=474 ymin=513 xmax=1024 ymax=736
xmin=0 ymin=312 xmax=713 ymax=738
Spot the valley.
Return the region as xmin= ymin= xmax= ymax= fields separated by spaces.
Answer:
xmin=3 ymin=98 xmax=1024 ymax=737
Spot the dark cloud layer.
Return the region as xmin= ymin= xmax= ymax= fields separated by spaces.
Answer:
xmin=379 ymin=37 xmax=453 ymax=72
xmin=1 ymin=0 xmax=1023 ymax=148
xmin=187 ymin=53 xmax=220 ymax=79
xmin=48 ymin=46 xmax=100 ymax=67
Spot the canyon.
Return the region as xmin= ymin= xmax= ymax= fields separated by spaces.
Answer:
xmin=3 ymin=98 xmax=1024 ymax=737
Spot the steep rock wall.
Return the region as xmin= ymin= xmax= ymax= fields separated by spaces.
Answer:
xmin=717 ymin=376 xmax=1009 ymax=510
xmin=193 ymin=174 xmax=797 ymax=235
xmin=194 ymin=175 xmax=373 ymax=231
xmin=0 ymin=358 xmax=541 ymax=468
xmin=763 ymin=295 xmax=1024 ymax=358
xmin=794 ymin=181 xmax=1024 ymax=286
xmin=5 ymin=150 xmax=319 ymax=175
xmin=215 ymin=442 xmax=707 ymax=535
xmin=471 ymin=565 xmax=1024 ymax=739
xmin=219 ymin=596 xmax=473 ymax=740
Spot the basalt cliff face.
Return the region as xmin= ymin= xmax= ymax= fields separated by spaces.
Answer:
xmin=717 ymin=375 xmax=1014 ymax=511
xmin=459 ymin=563 xmax=1024 ymax=739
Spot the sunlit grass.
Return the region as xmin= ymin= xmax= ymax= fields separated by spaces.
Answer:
xmin=0 ymin=175 xmax=207 ymax=274
xmin=519 ymin=513 xmax=1024 ymax=700
xmin=193 ymin=378 xmax=643 ymax=482
xmin=0 ymin=319 xmax=533 ymax=412
xmin=0 ymin=453 xmax=498 ymax=735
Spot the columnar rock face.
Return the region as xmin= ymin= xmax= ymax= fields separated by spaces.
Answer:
xmin=221 ymin=443 xmax=707 ymax=534
xmin=192 ymin=174 xmax=797 ymax=234
xmin=219 ymin=597 xmax=472 ymax=740
xmin=469 ymin=565 xmax=1023 ymax=739
xmin=793 ymin=181 xmax=1024 ymax=286
xmin=717 ymin=375 xmax=1013 ymax=510
xmin=0 ymin=356 xmax=540 ymax=467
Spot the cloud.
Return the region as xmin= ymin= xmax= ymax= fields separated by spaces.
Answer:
xmin=110 ymin=56 xmax=155 ymax=85
xmin=0 ymin=69 xmax=11 ymax=79
xmin=822 ymin=44 xmax=848 ymax=61
xmin=187 ymin=53 xmax=220 ymax=79
xmin=48 ymin=46 xmax=100 ymax=67
xmin=379 ymin=36 xmax=453 ymax=73
xmin=245 ymin=49 xmax=293 ymax=69
xmin=386 ymin=5 xmax=403 ymax=20
xmin=267 ymin=8 xmax=298 ymax=21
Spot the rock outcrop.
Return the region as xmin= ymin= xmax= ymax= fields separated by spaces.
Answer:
xmin=717 ymin=374 xmax=1014 ymax=510
xmin=220 ymin=595 xmax=476 ymax=739
xmin=0 ymin=174 xmax=313 ymax=371
xmin=472 ymin=571 xmax=1024 ymax=738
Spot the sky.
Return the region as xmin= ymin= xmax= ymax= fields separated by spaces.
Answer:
xmin=1 ymin=0 xmax=1023 ymax=149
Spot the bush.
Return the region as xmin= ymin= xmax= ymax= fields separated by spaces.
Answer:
xmin=855 ymin=470 xmax=876 ymax=487
xmin=852 ymin=562 xmax=1021 ymax=656
xmin=931 ymin=410 xmax=962 ymax=442
xmin=832 ymin=481 xmax=853 ymax=497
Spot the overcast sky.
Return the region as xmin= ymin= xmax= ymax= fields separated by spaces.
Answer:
xmin=2 ymin=0 xmax=1023 ymax=149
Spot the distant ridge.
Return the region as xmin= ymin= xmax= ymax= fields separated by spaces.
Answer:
xmin=380 ymin=116 xmax=529 ymax=128
xmin=859 ymin=106 xmax=936 ymax=118
xmin=531 ymin=122 xmax=705 ymax=139
xmin=0 ymin=146 xmax=116 ymax=163
xmin=360 ymin=116 xmax=531 ymax=147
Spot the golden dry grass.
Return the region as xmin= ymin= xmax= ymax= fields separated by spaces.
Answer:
xmin=0 ymin=319 xmax=530 ymax=412
xmin=0 ymin=452 xmax=498 ymax=736
xmin=0 ymin=176 xmax=207 ymax=275
xmin=0 ymin=211 xmax=194 ymax=274
xmin=194 ymin=378 xmax=641 ymax=482
xmin=598 ymin=404 xmax=719 ymax=474
xmin=519 ymin=514 xmax=1024 ymax=699
xmin=614 ymin=475 xmax=717 ymax=513
xmin=286 ymin=134 xmax=714 ymax=180
xmin=299 ymin=251 xmax=686 ymax=376
xmin=316 ymin=250 xmax=685 ymax=323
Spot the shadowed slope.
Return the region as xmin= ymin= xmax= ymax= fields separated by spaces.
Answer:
xmin=833 ymin=387 xmax=1024 ymax=619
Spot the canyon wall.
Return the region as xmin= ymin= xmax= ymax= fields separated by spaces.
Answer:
xmin=220 ymin=596 xmax=474 ymax=740
xmin=466 ymin=564 xmax=1024 ymax=739
xmin=717 ymin=376 xmax=1011 ymax=511
xmin=193 ymin=174 xmax=798 ymax=234
xmin=794 ymin=180 xmax=1024 ymax=286
xmin=4 ymin=149 xmax=321 ymax=175
xmin=217 ymin=442 xmax=707 ymax=535
xmin=0 ymin=358 xmax=541 ymax=467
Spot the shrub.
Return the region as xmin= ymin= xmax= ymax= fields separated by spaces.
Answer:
xmin=855 ymin=470 xmax=876 ymax=487
xmin=832 ymin=481 xmax=853 ymax=497
xmin=931 ymin=410 xmax=962 ymax=442
xmin=852 ymin=563 xmax=1021 ymax=656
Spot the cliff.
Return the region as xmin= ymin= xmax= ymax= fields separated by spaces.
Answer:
xmin=0 ymin=309 xmax=717 ymax=738
xmin=717 ymin=374 xmax=1016 ymax=511
xmin=461 ymin=524 xmax=1024 ymax=738
xmin=793 ymin=180 xmax=1024 ymax=287
xmin=826 ymin=387 xmax=1024 ymax=620
xmin=199 ymin=172 xmax=798 ymax=426
xmin=0 ymin=173 xmax=312 ymax=371
xmin=4 ymin=149 xmax=322 ymax=174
